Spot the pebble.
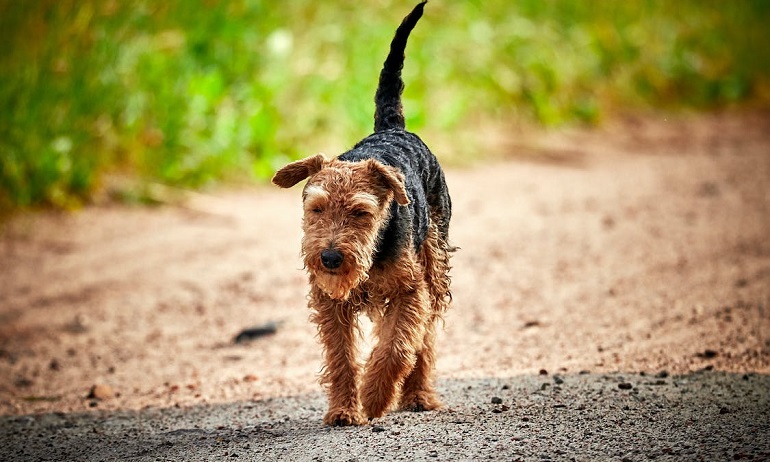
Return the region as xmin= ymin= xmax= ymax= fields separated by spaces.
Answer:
xmin=553 ymin=376 xmax=564 ymax=385
xmin=14 ymin=377 xmax=33 ymax=388
xmin=233 ymin=322 xmax=280 ymax=344
xmin=87 ymin=384 xmax=115 ymax=400
xmin=697 ymin=349 xmax=718 ymax=359
xmin=618 ymin=383 xmax=633 ymax=390
xmin=491 ymin=397 xmax=503 ymax=404
xmin=539 ymin=369 xmax=548 ymax=376
xmin=372 ymin=425 xmax=385 ymax=433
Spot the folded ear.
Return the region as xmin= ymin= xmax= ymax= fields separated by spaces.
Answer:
xmin=272 ymin=154 xmax=326 ymax=188
xmin=365 ymin=160 xmax=410 ymax=206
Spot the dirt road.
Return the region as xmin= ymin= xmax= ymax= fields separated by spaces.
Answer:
xmin=1 ymin=112 xmax=769 ymax=460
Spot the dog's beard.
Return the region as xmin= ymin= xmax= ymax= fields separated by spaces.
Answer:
xmin=312 ymin=270 xmax=368 ymax=300
xmin=305 ymin=244 xmax=374 ymax=301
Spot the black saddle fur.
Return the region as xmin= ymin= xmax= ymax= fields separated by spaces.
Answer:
xmin=337 ymin=1 xmax=451 ymax=263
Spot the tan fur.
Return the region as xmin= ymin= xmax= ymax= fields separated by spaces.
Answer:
xmin=272 ymin=156 xmax=452 ymax=425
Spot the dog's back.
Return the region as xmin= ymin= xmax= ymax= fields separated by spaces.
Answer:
xmin=338 ymin=0 xmax=451 ymax=260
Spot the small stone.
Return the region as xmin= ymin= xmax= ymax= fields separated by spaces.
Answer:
xmin=243 ymin=374 xmax=258 ymax=382
xmin=372 ymin=425 xmax=386 ymax=433
xmin=87 ymin=384 xmax=115 ymax=400
xmin=719 ymin=407 xmax=730 ymax=415
xmin=539 ymin=369 xmax=548 ymax=376
xmin=14 ymin=377 xmax=33 ymax=388
xmin=553 ymin=376 xmax=564 ymax=385
xmin=655 ymin=371 xmax=669 ymax=378
xmin=491 ymin=397 xmax=503 ymax=404
xmin=696 ymin=349 xmax=718 ymax=359
xmin=501 ymin=384 xmax=510 ymax=390
xmin=618 ymin=383 xmax=633 ymax=390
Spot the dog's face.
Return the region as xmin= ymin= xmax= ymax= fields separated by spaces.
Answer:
xmin=273 ymin=155 xmax=409 ymax=300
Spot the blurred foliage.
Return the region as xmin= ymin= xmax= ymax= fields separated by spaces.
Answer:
xmin=2 ymin=0 xmax=769 ymax=212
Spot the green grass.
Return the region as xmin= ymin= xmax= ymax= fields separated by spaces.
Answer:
xmin=2 ymin=0 xmax=769 ymax=213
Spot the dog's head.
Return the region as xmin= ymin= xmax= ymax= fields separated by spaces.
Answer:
xmin=273 ymin=154 xmax=409 ymax=300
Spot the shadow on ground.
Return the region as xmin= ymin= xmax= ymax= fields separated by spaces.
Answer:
xmin=2 ymin=371 xmax=768 ymax=461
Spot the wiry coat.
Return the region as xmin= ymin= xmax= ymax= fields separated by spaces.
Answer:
xmin=272 ymin=1 xmax=453 ymax=426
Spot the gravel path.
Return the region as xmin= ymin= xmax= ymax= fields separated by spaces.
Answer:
xmin=1 ymin=112 xmax=769 ymax=460
xmin=2 ymin=372 xmax=768 ymax=461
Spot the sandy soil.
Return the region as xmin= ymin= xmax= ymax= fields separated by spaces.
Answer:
xmin=1 ymin=111 xmax=769 ymax=419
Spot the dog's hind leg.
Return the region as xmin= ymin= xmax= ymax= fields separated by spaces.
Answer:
xmin=400 ymin=220 xmax=451 ymax=411
xmin=399 ymin=320 xmax=442 ymax=411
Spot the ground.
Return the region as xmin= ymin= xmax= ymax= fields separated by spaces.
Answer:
xmin=0 ymin=112 xmax=769 ymax=460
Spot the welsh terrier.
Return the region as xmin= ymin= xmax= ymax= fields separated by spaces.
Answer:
xmin=272 ymin=1 xmax=453 ymax=426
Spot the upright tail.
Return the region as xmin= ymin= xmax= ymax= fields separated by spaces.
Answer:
xmin=373 ymin=1 xmax=426 ymax=133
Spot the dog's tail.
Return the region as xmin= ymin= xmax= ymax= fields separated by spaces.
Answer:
xmin=373 ymin=1 xmax=426 ymax=133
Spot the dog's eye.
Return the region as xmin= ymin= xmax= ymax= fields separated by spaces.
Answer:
xmin=351 ymin=209 xmax=370 ymax=218
xmin=311 ymin=207 xmax=323 ymax=214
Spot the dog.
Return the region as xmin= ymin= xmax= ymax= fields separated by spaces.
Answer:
xmin=272 ymin=1 xmax=453 ymax=426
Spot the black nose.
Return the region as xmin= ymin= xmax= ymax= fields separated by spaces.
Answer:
xmin=321 ymin=249 xmax=343 ymax=270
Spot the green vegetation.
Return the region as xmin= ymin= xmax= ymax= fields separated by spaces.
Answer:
xmin=2 ymin=0 xmax=769 ymax=212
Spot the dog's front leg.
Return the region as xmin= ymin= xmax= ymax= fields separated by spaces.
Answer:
xmin=311 ymin=289 xmax=364 ymax=426
xmin=360 ymin=283 xmax=430 ymax=420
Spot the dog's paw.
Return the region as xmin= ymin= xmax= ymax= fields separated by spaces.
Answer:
xmin=323 ymin=408 xmax=365 ymax=427
xmin=399 ymin=391 xmax=441 ymax=412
